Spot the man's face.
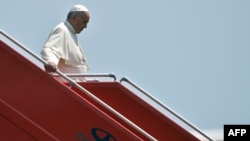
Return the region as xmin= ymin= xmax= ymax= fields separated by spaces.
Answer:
xmin=72 ymin=12 xmax=90 ymax=34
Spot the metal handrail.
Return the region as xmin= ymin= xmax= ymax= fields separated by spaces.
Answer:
xmin=0 ymin=30 xmax=157 ymax=141
xmin=120 ymin=77 xmax=215 ymax=141
xmin=51 ymin=73 xmax=117 ymax=81
xmin=0 ymin=30 xmax=47 ymax=66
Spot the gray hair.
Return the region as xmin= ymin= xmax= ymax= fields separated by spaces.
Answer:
xmin=67 ymin=11 xmax=84 ymax=20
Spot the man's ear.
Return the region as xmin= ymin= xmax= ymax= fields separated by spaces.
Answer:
xmin=70 ymin=14 xmax=77 ymax=22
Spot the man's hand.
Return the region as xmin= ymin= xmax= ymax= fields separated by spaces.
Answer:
xmin=44 ymin=62 xmax=57 ymax=72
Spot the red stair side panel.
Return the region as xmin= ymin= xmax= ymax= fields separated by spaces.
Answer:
xmin=0 ymin=40 xmax=144 ymax=141
xmin=0 ymin=115 xmax=37 ymax=141
xmin=73 ymin=82 xmax=200 ymax=141
xmin=0 ymin=99 xmax=59 ymax=141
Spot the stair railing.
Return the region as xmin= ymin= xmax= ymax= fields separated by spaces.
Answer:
xmin=120 ymin=77 xmax=215 ymax=141
xmin=51 ymin=73 xmax=117 ymax=81
xmin=0 ymin=30 xmax=157 ymax=141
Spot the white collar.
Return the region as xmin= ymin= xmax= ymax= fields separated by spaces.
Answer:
xmin=64 ymin=21 xmax=76 ymax=34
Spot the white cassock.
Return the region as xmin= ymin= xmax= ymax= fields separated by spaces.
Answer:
xmin=41 ymin=21 xmax=89 ymax=81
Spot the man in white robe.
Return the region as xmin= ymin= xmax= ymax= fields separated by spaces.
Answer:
xmin=41 ymin=4 xmax=90 ymax=76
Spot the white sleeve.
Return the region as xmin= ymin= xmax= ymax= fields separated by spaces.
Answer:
xmin=41 ymin=47 xmax=60 ymax=64
xmin=41 ymin=26 xmax=66 ymax=65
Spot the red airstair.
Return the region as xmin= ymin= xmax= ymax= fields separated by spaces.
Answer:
xmin=0 ymin=30 xmax=214 ymax=141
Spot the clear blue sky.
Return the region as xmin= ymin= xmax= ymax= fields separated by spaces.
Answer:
xmin=1 ymin=0 xmax=250 ymax=131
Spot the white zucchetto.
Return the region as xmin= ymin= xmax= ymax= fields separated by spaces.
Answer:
xmin=70 ymin=4 xmax=89 ymax=12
